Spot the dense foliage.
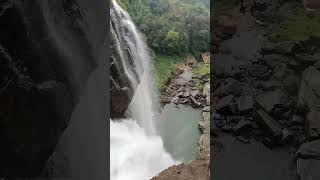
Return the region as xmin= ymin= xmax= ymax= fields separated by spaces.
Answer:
xmin=119 ymin=0 xmax=210 ymax=56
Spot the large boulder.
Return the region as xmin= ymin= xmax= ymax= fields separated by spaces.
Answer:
xmin=299 ymin=67 xmax=320 ymax=111
xmin=255 ymin=89 xmax=291 ymax=114
xmin=237 ymin=95 xmax=254 ymax=112
xmin=263 ymin=54 xmax=290 ymax=68
xmin=212 ymin=54 xmax=250 ymax=78
xmin=296 ymin=140 xmax=320 ymax=180
xmin=213 ymin=78 xmax=242 ymax=97
xmin=261 ymin=41 xmax=296 ymax=55
xmin=256 ymin=110 xmax=282 ymax=138
xmin=306 ymin=111 xmax=320 ymax=140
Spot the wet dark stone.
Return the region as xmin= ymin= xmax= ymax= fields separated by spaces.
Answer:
xmin=232 ymin=120 xmax=252 ymax=133
xmin=292 ymin=115 xmax=305 ymax=125
xmin=306 ymin=111 xmax=320 ymax=140
xmin=238 ymin=95 xmax=254 ymax=112
xmin=212 ymin=54 xmax=250 ymax=78
xmin=216 ymin=95 xmax=235 ymax=114
xmin=248 ymin=65 xmax=270 ymax=77
xmin=296 ymin=140 xmax=320 ymax=180
xmin=299 ymin=67 xmax=320 ymax=111
xmin=263 ymin=54 xmax=290 ymax=68
xmin=295 ymin=53 xmax=318 ymax=65
xmin=236 ymin=136 xmax=250 ymax=144
xmin=261 ymin=41 xmax=296 ymax=55
xmin=256 ymin=110 xmax=282 ymax=138
xmin=213 ymin=78 xmax=242 ymax=97
xmin=255 ymin=89 xmax=291 ymax=113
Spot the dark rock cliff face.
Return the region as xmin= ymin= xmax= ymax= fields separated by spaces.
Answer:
xmin=110 ymin=38 xmax=133 ymax=118
xmin=0 ymin=0 xmax=106 ymax=177
xmin=110 ymin=3 xmax=138 ymax=119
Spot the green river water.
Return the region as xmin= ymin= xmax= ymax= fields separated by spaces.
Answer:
xmin=157 ymin=103 xmax=202 ymax=162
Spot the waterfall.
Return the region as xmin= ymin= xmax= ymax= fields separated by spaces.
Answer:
xmin=110 ymin=0 xmax=177 ymax=179
xmin=111 ymin=0 xmax=156 ymax=133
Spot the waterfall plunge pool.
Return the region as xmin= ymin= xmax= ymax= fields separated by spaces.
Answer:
xmin=157 ymin=103 xmax=202 ymax=162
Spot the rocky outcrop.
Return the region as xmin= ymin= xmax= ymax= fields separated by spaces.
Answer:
xmin=151 ymin=154 xmax=210 ymax=180
xmin=110 ymin=41 xmax=134 ymax=118
xmin=0 ymin=0 xmax=106 ymax=177
xmin=212 ymin=0 xmax=320 ymax=179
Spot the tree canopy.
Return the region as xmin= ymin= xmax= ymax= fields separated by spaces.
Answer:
xmin=119 ymin=0 xmax=210 ymax=56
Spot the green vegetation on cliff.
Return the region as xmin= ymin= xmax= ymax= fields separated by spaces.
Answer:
xmin=153 ymin=55 xmax=182 ymax=90
xmin=120 ymin=0 xmax=209 ymax=56
xmin=194 ymin=64 xmax=209 ymax=76
xmin=270 ymin=6 xmax=320 ymax=42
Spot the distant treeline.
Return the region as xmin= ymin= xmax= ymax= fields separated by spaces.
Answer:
xmin=119 ymin=0 xmax=210 ymax=56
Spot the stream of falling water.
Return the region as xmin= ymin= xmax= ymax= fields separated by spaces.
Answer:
xmin=110 ymin=0 xmax=177 ymax=179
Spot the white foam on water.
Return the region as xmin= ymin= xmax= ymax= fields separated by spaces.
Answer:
xmin=110 ymin=120 xmax=177 ymax=180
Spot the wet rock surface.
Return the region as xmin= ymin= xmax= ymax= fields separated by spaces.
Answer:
xmin=296 ymin=140 xmax=320 ymax=180
xmin=212 ymin=1 xmax=320 ymax=179
xmin=0 ymin=0 xmax=107 ymax=176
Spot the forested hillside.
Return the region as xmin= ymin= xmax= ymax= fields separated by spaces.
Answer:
xmin=118 ymin=0 xmax=209 ymax=56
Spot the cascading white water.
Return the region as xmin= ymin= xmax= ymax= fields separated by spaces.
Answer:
xmin=110 ymin=0 xmax=177 ymax=179
xmin=111 ymin=0 xmax=155 ymax=133
xmin=110 ymin=120 xmax=176 ymax=180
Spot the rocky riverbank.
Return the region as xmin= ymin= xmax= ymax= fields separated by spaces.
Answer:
xmin=153 ymin=56 xmax=210 ymax=179
xmin=212 ymin=0 xmax=320 ymax=179
xmin=160 ymin=56 xmax=210 ymax=150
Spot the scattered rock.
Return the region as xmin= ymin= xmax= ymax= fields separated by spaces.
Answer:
xmin=292 ymin=115 xmax=305 ymax=124
xmin=216 ymin=95 xmax=235 ymax=114
xmin=263 ymin=54 xmax=290 ymax=68
xmin=190 ymin=90 xmax=201 ymax=98
xmin=199 ymin=121 xmax=205 ymax=131
xmin=213 ymin=78 xmax=242 ymax=97
xmin=295 ymin=53 xmax=318 ymax=65
xmin=201 ymin=52 xmax=210 ymax=64
xmin=238 ymin=95 xmax=254 ymax=112
xmin=221 ymin=125 xmax=233 ymax=132
xmin=296 ymin=140 xmax=320 ymax=159
xmin=203 ymin=106 xmax=210 ymax=112
xmin=248 ymin=65 xmax=270 ymax=77
xmin=232 ymin=120 xmax=251 ymax=133
xmin=183 ymin=91 xmax=190 ymax=98
xmin=199 ymin=134 xmax=210 ymax=149
xmin=299 ymin=67 xmax=320 ymax=111
xmin=306 ymin=111 xmax=320 ymax=140
xmin=212 ymin=54 xmax=250 ymax=78
xmin=281 ymin=128 xmax=294 ymax=143
xmin=256 ymin=110 xmax=282 ymax=138
xmin=202 ymin=120 xmax=210 ymax=134
xmin=261 ymin=41 xmax=296 ymax=54
xmin=236 ymin=136 xmax=250 ymax=144
xmin=185 ymin=55 xmax=197 ymax=67
xmin=314 ymin=61 xmax=320 ymax=70
xmin=255 ymin=89 xmax=290 ymax=113
xmin=203 ymin=83 xmax=210 ymax=98
xmin=190 ymin=96 xmax=201 ymax=107
xmin=202 ymin=111 xmax=210 ymax=122
xmin=271 ymin=63 xmax=294 ymax=82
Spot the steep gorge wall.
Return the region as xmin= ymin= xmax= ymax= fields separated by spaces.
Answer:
xmin=0 ymin=0 xmax=106 ymax=176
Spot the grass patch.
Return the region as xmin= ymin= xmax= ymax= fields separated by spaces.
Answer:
xmin=269 ymin=6 xmax=320 ymax=42
xmin=192 ymin=143 xmax=205 ymax=160
xmin=194 ymin=64 xmax=210 ymax=76
xmin=153 ymin=55 xmax=183 ymax=91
